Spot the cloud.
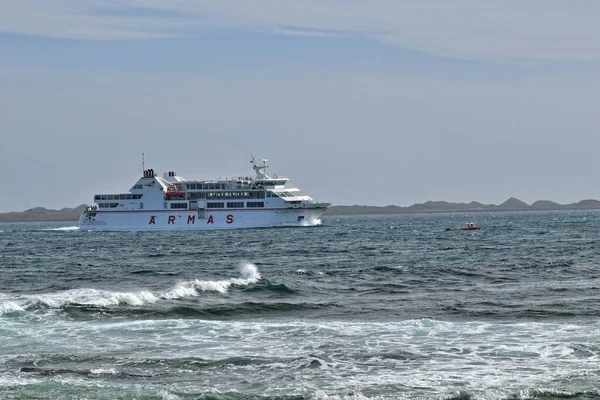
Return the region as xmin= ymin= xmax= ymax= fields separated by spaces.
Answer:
xmin=1 ymin=1 xmax=600 ymax=61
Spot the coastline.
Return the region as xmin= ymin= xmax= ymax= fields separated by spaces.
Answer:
xmin=2 ymin=198 xmax=600 ymax=223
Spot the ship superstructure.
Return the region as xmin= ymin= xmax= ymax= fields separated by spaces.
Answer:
xmin=79 ymin=157 xmax=330 ymax=231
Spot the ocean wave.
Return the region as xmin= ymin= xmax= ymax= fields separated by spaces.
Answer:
xmin=161 ymin=263 xmax=260 ymax=298
xmin=152 ymin=302 xmax=329 ymax=319
xmin=28 ymin=288 xmax=158 ymax=308
xmin=0 ymin=263 xmax=262 ymax=315
xmin=89 ymin=368 xmax=119 ymax=375
xmin=19 ymin=366 xmax=161 ymax=379
xmin=240 ymin=283 xmax=296 ymax=294
xmin=0 ymin=301 xmax=25 ymax=314
xmin=441 ymin=388 xmax=600 ymax=400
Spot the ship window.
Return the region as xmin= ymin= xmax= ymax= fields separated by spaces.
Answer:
xmin=133 ymin=184 xmax=143 ymax=190
xmin=227 ymin=202 xmax=244 ymax=208
xmin=207 ymin=202 xmax=224 ymax=209
xmin=247 ymin=202 xmax=264 ymax=208
xmin=170 ymin=203 xmax=188 ymax=209
xmin=100 ymin=202 xmax=120 ymax=208
xmin=189 ymin=192 xmax=206 ymax=199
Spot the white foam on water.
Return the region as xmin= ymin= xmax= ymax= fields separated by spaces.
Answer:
xmin=162 ymin=263 xmax=260 ymax=299
xmin=0 ymin=263 xmax=262 ymax=313
xmin=89 ymin=368 xmax=119 ymax=375
xmin=313 ymin=391 xmax=382 ymax=400
xmin=131 ymin=318 xmax=600 ymax=398
xmin=159 ymin=390 xmax=183 ymax=400
xmin=0 ymin=301 xmax=24 ymax=314
xmin=44 ymin=226 xmax=79 ymax=231
xmin=301 ymin=218 xmax=322 ymax=227
xmin=296 ymin=269 xmax=307 ymax=274
xmin=2 ymin=318 xmax=600 ymax=398
xmin=28 ymin=288 xmax=158 ymax=308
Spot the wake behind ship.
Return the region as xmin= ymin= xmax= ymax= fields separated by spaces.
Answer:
xmin=79 ymin=157 xmax=331 ymax=231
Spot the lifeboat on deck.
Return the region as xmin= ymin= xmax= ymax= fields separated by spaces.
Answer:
xmin=165 ymin=186 xmax=185 ymax=199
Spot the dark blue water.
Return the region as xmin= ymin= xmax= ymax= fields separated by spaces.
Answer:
xmin=1 ymin=211 xmax=600 ymax=399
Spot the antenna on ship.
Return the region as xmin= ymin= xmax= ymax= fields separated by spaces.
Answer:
xmin=142 ymin=153 xmax=145 ymax=173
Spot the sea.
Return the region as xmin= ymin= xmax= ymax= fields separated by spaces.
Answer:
xmin=1 ymin=210 xmax=600 ymax=400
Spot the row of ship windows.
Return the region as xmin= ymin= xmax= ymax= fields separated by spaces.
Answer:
xmin=185 ymin=181 xmax=285 ymax=190
xmin=188 ymin=191 xmax=266 ymax=200
xmin=98 ymin=203 xmax=120 ymax=208
xmin=167 ymin=202 xmax=266 ymax=209
xmin=95 ymin=194 xmax=143 ymax=201
xmin=186 ymin=183 xmax=226 ymax=190
xmin=96 ymin=201 xmax=267 ymax=209
xmin=206 ymin=202 xmax=265 ymax=209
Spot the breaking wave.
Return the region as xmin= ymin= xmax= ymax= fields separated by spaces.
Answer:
xmin=162 ymin=262 xmax=260 ymax=298
xmin=0 ymin=263 xmax=261 ymax=314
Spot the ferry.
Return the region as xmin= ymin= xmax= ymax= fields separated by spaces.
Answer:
xmin=79 ymin=157 xmax=331 ymax=231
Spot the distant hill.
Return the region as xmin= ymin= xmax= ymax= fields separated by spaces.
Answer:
xmin=564 ymin=199 xmax=600 ymax=209
xmin=531 ymin=200 xmax=562 ymax=210
xmin=0 ymin=205 xmax=86 ymax=222
xmin=498 ymin=197 xmax=530 ymax=210
xmin=324 ymin=197 xmax=600 ymax=216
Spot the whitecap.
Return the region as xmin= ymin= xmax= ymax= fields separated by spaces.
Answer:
xmin=28 ymin=288 xmax=158 ymax=308
xmin=89 ymin=368 xmax=119 ymax=375
xmin=3 ymin=263 xmax=261 ymax=312
xmin=0 ymin=301 xmax=25 ymax=314
xmin=162 ymin=263 xmax=261 ymax=299
xmin=159 ymin=390 xmax=183 ymax=400
xmin=44 ymin=226 xmax=79 ymax=231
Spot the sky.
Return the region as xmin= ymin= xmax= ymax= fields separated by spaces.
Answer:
xmin=1 ymin=1 xmax=600 ymax=212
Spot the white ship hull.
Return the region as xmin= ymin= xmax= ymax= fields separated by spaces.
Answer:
xmin=79 ymin=207 xmax=327 ymax=231
xmin=79 ymin=157 xmax=330 ymax=231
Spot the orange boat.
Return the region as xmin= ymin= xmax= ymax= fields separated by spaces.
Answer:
xmin=446 ymin=222 xmax=481 ymax=231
